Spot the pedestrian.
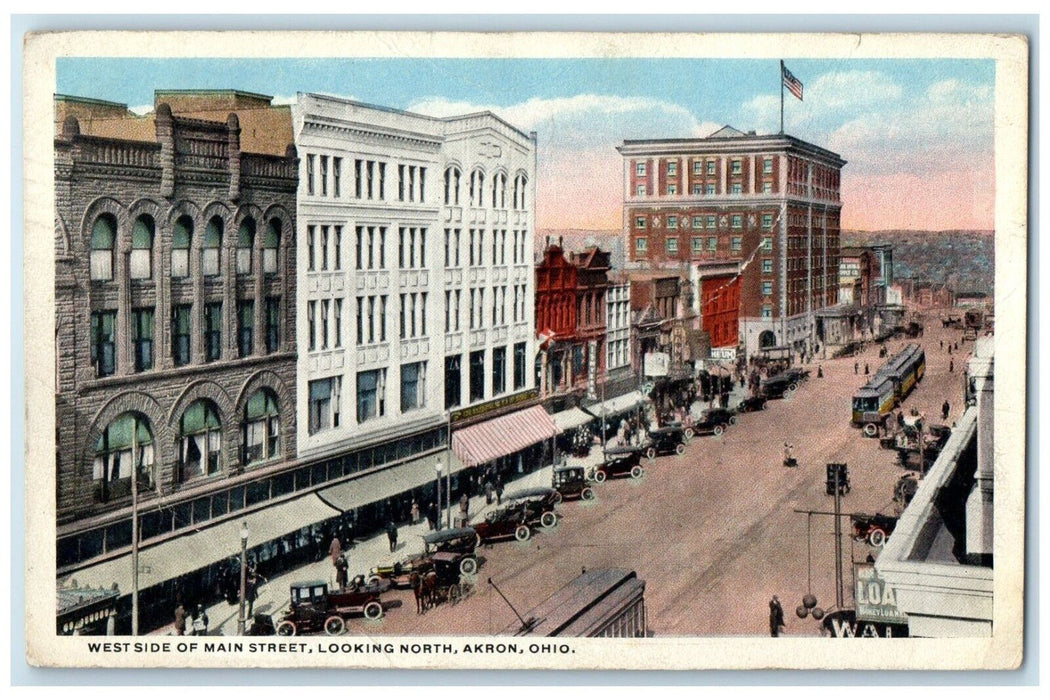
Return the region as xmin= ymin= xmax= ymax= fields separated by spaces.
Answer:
xmin=942 ymin=400 xmax=950 ymax=421
xmin=410 ymin=499 xmax=421 ymax=525
xmin=954 ymin=342 xmax=958 ymax=351
xmin=173 ymin=602 xmax=187 ymax=637
xmin=949 ymin=359 xmax=954 ymax=373
xmin=426 ymin=502 xmax=438 ymax=530
xmin=386 ymin=520 xmax=398 ymax=552
xmin=817 ymin=365 xmax=823 ymax=378
xmin=769 ymin=596 xmax=785 ymax=637
xmin=246 ymin=568 xmax=264 ymax=617
xmin=328 ymin=535 xmax=342 ymax=566
xmin=335 ymin=553 xmax=349 ymax=589
xmin=484 ymin=478 xmax=495 ymax=505
xmin=864 ymin=363 xmax=869 ymax=375
xmin=495 ymin=477 xmax=504 ymax=505
xmin=854 ymin=361 xmax=859 ymax=375
xmin=939 ymin=340 xmax=944 ymax=349
xmin=191 ymin=605 xmax=208 ymax=636
xmin=459 ymin=492 xmax=470 ymax=525
xmin=948 ymin=345 xmax=952 ymax=355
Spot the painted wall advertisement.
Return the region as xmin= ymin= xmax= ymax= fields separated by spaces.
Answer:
xmin=643 ymin=352 xmax=670 ymax=378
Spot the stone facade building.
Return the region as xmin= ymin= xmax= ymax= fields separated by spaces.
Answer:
xmin=54 ymin=92 xmax=299 ymax=632
xmin=618 ymin=125 xmax=845 ymax=359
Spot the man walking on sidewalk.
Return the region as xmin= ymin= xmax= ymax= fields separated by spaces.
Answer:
xmin=386 ymin=520 xmax=398 ymax=552
xmin=459 ymin=493 xmax=470 ymax=526
xmin=942 ymin=400 xmax=950 ymax=420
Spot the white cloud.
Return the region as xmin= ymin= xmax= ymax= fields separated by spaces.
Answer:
xmin=128 ymin=104 xmax=153 ymax=116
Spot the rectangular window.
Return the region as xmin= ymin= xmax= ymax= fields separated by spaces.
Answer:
xmin=635 ymin=216 xmax=646 ymax=229
xmin=762 ymin=259 xmax=774 ymax=274
xmin=333 ymin=157 xmax=342 ymax=197
xmin=667 ymin=184 xmax=677 ymax=195
xmin=763 ymin=157 xmax=773 ymax=174
xmin=636 ymin=184 xmax=646 ymax=197
xmin=400 ymin=362 xmax=425 ymax=413
xmin=355 ymin=227 xmax=364 ymax=270
xmin=320 ymin=156 xmax=328 ymax=196
xmin=309 ymin=377 xmax=340 ymax=434
xmin=172 ymin=305 xmax=191 ymax=366
xmin=514 ymin=342 xmax=526 ymax=390
xmin=666 ymin=161 xmax=677 ymax=175
xmin=762 ymin=281 xmax=773 ymax=295
xmin=707 ymin=161 xmax=716 ymax=175
xmin=762 ymin=236 xmax=773 ymax=251
xmin=693 ymin=160 xmax=702 ymax=175
xmin=469 ymin=350 xmax=485 ymax=402
xmin=666 ymin=238 xmax=679 ymax=254
xmin=763 ymin=182 xmax=773 ymax=194
xmin=492 ymin=346 xmax=506 ymax=395
xmin=762 ymin=305 xmax=773 ymax=319
xmin=320 ymin=299 xmax=330 ymax=349
xmin=692 ymin=184 xmax=702 ymax=195
xmin=706 ymin=215 xmax=716 ymax=229
xmin=707 ymin=237 xmax=717 ymax=251
xmin=731 ymin=236 xmax=742 ymax=251
xmin=730 ymin=183 xmax=742 ymax=194
xmin=88 ymin=312 xmax=114 ymax=377
xmin=333 ymin=299 xmax=342 ymax=348
xmin=667 ymin=215 xmax=678 ymax=229
xmin=731 ymin=159 xmax=742 ymax=174
xmin=705 ymin=184 xmax=716 ymax=195
xmin=692 ymin=216 xmax=703 ymax=229
xmin=237 ymin=300 xmax=254 ymax=358
xmin=306 ymin=155 xmax=315 ymax=196
xmin=320 ymin=226 xmax=329 ymax=271
xmin=635 ymin=237 xmax=648 ymax=254
xmin=356 ymin=369 xmax=385 ymax=423
xmin=731 ymin=215 xmax=743 ymax=229
xmin=398 ymin=164 xmax=406 ymax=202
xmin=307 ymin=300 xmax=317 ymax=351
xmin=444 ymin=355 xmax=461 ymax=410
xmin=132 ymin=307 xmax=154 ymax=372
xmin=266 ymin=297 xmax=280 ymax=353
xmin=635 ymin=162 xmax=646 ymax=176
xmin=333 ymin=226 xmax=342 ymax=270
xmin=692 ymin=237 xmax=703 ymax=254
xmin=307 ymin=225 xmax=315 ymax=271
xmin=204 ymin=302 xmax=222 ymax=362
xmin=356 ymin=297 xmax=364 ymax=345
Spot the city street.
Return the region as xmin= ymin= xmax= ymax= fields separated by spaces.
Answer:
xmin=193 ymin=311 xmax=974 ymax=638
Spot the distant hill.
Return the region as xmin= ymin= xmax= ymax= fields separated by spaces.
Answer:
xmin=843 ymin=230 xmax=994 ymax=294
xmin=536 ymin=227 xmax=995 ymax=295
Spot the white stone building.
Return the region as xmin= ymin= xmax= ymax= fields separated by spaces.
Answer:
xmin=606 ymin=278 xmax=632 ymax=372
xmin=292 ymin=93 xmax=538 ymax=472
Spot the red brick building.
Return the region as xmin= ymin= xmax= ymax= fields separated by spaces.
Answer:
xmin=618 ymin=125 xmax=845 ymax=358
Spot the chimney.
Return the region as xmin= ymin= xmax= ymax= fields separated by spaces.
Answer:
xmin=227 ymin=113 xmax=242 ymax=202
xmin=155 ymin=103 xmax=175 ymax=199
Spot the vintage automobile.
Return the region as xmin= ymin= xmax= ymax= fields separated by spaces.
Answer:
xmin=275 ymin=578 xmax=386 ymax=636
xmin=851 ymin=513 xmax=898 ymax=547
xmin=593 ymin=446 xmax=646 ymax=482
xmin=367 ymin=552 xmax=434 ymax=589
xmin=644 ymin=426 xmax=688 ymax=458
xmin=690 ymin=408 xmax=735 ymax=437
xmin=421 ymin=527 xmax=479 ymax=576
xmin=551 ymin=464 xmax=597 ymax=502
xmin=420 ymin=551 xmax=475 ymax=609
xmin=737 ymin=395 xmax=768 ymax=413
xmin=473 ymin=488 xmax=560 ymax=544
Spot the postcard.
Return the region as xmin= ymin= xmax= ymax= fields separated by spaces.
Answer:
xmin=23 ymin=29 xmax=1027 ymax=670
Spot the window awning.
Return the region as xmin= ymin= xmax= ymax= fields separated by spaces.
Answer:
xmin=452 ymin=405 xmax=558 ymax=467
xmin=317 ymin=450 xmax=465 ymax=513
xmin=64 ymin=494 xmax=340 ymax=596
xmin=584 ymin=390 xmax=646 ymax=418
xmin=551 ymin=407 xmax=592 ymax=433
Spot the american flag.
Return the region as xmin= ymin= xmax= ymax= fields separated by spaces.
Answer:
xmin=782 ymin=64 xmax=804 ymax=101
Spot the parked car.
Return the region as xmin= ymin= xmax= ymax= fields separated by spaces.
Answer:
xmin=421 ymin=527 xmax=479 ymax=576
xmin=737 ymin=395 xmax=768 ymax=413
xmin=551 ymin=464 xmax=596 ymax=502
xmin=367 ymin=552 xmax=434 ymax=588
xmin=275 ymin=578 xmax=386 ymax=636
xmin=690 ymin=409 xmax=732 ymax=437
xmin=472 ymin=488 xmax=560 ymax=544
xmin=593 ymin=446 xmax=646 ymax=482
xmin=851 ymin=513 xmax=898 ymax=547
xmin=644 ymin=426 xmax=688 ymax=458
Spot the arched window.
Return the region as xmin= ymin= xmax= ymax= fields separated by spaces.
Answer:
xmin=202 ymin=217 xmax=223 ymax=277
xmin=263 ymin=219 xmax=280 ymax=275
xmin=237 ymin=218 xmax=255 ymax=275
xmin=89 ymin=214 xmax=116 ymax=281
xmin=93 ymin=412 xmax=154 ymax=502
xmin=470 ymin=169 xmax=485 ymax=207
xmin=444 ymin=166 xmax=461 ymax=206
xmin=179 ymin=400 xmax=222 ymax=482
xmin=759 ymin=330 xmax=777 ymax=349
xmin=514 ymin=174 xmax=528 ymax=210
xmin=130 ymin=215 xmax=154 ymax=279
xmin=492 ymin=172 xmax=507 ymax=209
xmin=242 ymin=389 xmax=280 ymax=465
xmin=172 ymin=215 xmax=193 ymax=278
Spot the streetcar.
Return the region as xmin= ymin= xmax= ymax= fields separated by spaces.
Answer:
xmin=851 ymin=344 xmax=926 ymax=436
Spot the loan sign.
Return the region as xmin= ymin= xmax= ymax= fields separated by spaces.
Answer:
xmin=854 ymin=564 xmax=909 ymax=625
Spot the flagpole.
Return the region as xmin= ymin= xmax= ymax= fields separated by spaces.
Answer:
xmin=779 ymin=60 xmax=785 ymax=135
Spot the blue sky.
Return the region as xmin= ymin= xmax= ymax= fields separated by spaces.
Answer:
xmin=57 ymin=57 xmax=996 ymax=230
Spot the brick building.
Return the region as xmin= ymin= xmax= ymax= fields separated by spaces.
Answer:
xmin=54 ymin=92 xmax=299 ymax=632
xmin=618 ymin=125 xmax=845 ymax=358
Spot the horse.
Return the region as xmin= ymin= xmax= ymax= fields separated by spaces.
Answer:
xmin=420 ymin=571 xmax=439 ymax=612
xmin=410 ymin=572 xmax=425 ymax=615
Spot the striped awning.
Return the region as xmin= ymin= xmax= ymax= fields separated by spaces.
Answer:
xmin=551 ymin=407 xmax=592 ymax=433
xmin=452 ymin=405 xmax=558 ymax=467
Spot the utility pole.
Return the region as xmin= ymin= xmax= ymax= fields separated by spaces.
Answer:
xmin=833 ymin=468 xmax=845 ymax=609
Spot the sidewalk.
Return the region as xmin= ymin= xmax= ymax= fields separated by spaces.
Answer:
xmin=152 ymin=457 xmax=562 ymax=636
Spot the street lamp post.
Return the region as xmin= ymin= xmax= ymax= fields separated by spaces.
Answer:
xmin=435 ymin=461 xmax=443 ymax=531
xmin=237 ymin=522 xmax=249 ymax=635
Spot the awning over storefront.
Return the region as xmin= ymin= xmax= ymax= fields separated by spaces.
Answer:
xmin=66 ymin=494 xmax=340 ymax=595
xmin=583 ymin=390 xmax=646 ymax=418
xmin=452 ymin=405 xmax=558 ymax=467
xmin=317 ymin=450 xmax=465 ymax=513
xmin=551 ymin=407 xmax=592 ymax=433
